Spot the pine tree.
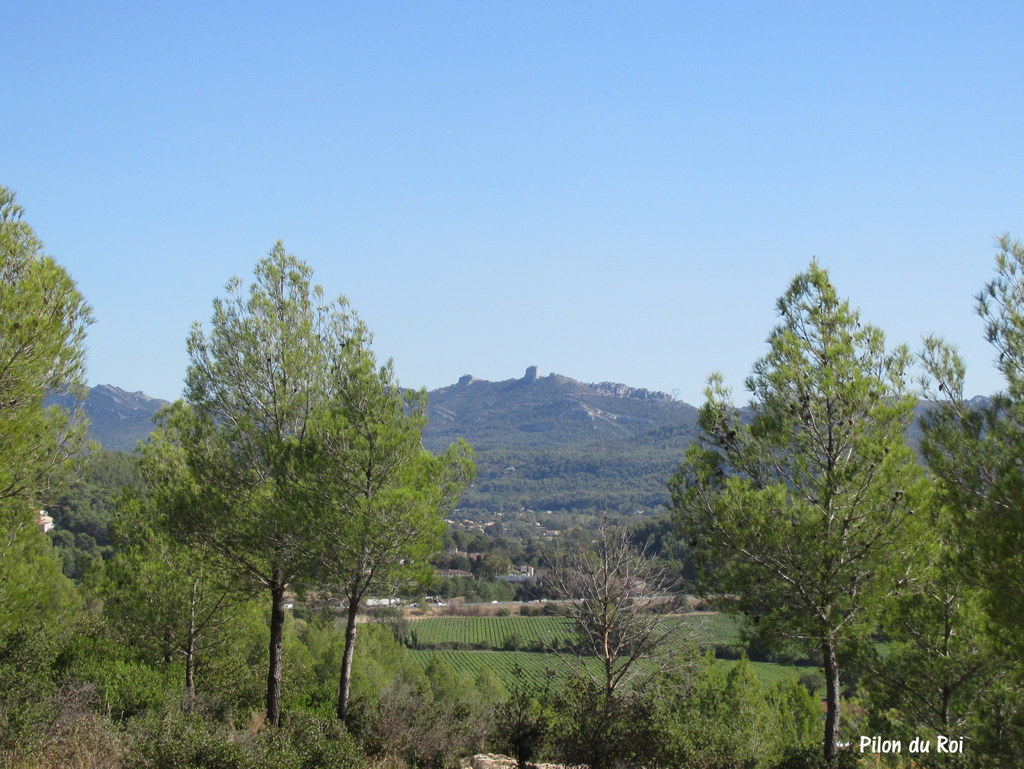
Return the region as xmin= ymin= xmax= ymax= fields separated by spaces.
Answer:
xmin=670 ymin=262 xmax=930 ymax=766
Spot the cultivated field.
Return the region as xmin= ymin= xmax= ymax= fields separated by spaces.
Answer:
xmin=407 ymin=612 xmax=746 ymax=651
xmin=408 ymin=648 xmax=812 ymax=691
xmin=401 ymin=612 xmax=820 ymax=694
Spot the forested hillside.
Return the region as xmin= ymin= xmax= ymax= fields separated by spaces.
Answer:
xmin=63 ymin=369 xmax=964 ymax=519
xmin=68 ymin=369 xmax=703 ymax=517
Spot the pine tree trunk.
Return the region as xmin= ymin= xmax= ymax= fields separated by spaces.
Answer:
xmin=267 ymin=572 xmax=286 ymax=727
xmin=823 ymin=637 xmax=841 ymax=767
xmin=185 ymin=577 xmax=197 ymax=712
xmin=184 ymin=646 xmax=195 ymax=713
xmin=336 ymin=595 xmax=360 ymax=722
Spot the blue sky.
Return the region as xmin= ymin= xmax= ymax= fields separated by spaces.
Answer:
xmin=6 ymin=3 xmax=1023 ymax=402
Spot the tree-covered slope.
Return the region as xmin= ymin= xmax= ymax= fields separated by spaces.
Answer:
xmin=423 ymin=368 xmax=702 ymax=515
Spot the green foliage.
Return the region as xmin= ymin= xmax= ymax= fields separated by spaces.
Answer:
xmin=123 ymin=709 xmax=363 ymax=769
xmin=45 ymin=449 xmax=139 ymax=579
xmin=148 ymin=243 xmax=472 ymax=726
xmin=53 ymin=627 xmax=184 ymax=720
xmin=861 ymin=516 xmax=1006 ymax=763
xmin=162 ymin=245 xmax=346 ymax=585
xmin=434 ymin=575 xmax=517 ymax=603
xmin=915 ymin=236 xmax=1024 ymax=766
xmin=0 ymin=624 xmax=67 ymax=752
xmin=968 ymin=669 xmax=1024 ymax=768
xmin=148 ymin=244 xmax=376 ymax=725
xmin=260 ymin=711 xmax=364 ymax=769
xmin=671 ymin=262 xmax=931 ymax=765
xmin=125 ymin=711 xmax=251 ymax=769
xmin=96 ymin=487 xmax=261 ymax=710
xmin=282 ymin=615 xmax=329 ymax=714
xmin=920 ymin=234 xmax=1024 ymax=659
xmin=496 ymin=663 xmax=550 ymax=768
xmin=654 ymin=654 xmax=819 ymax=769
xmin=305 ymin=338 xmax=474 ymax=603
xmin=546 ymin=676 xmax=660 ymax=769
xmin=0 ymin=525 xmax=80 ymax=636
xmin=343 ymin=624 xmax=501 ymax=766
xmin=0 ymin=187 xmax=92 ymax=511
xmin=79 ymin=657 xmax=174 ymax=719
xmin=0 ymin=186 xmax=91 ymax=641
xmin=0 ymin=615 xmax=119 ymax=763
xmin=298 ymin=314 xmax=474 ymax=721
xmin=346 ymin=622 xmax=425 ymax=731
xmin=473 ymin=665 xmax=507 ymax=704
xmin=161 ymin=597 xmax=270 ymax=721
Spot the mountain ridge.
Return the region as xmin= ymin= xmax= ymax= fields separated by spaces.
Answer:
xmin=55 ymin=370 xmax=972 ymax=517
xmin=46 ymin=385 xmax=171 ymax=452
xmin=423 ymin=366 xmax=697 ymax=453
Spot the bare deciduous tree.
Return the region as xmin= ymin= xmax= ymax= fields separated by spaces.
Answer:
xmin=550 ymin=519 xmax=682 ymax=698
xmin=547 ymin=519 xmax=685 ymax=769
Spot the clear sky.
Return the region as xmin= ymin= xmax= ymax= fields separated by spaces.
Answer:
xmin=6 ymin=3 xmax=1023 ymax=402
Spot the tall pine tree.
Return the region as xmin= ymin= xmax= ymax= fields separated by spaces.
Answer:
xmin=670 ymin=262 xmax=930 ymax=766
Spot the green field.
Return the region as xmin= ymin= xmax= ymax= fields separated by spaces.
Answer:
xmin=405 ymin=614 xmax=817 ymax=694
xmin=409 ymin=649 xmax=813 ymax=691
xmin=409 ymin=649 xmax=575 ymax=689
xmin=720 ymin=658 xmax=814 ymax=687
xmin=408 ymin=612 xmax=745 ymax=651
xmin=408 ymin=616 xmax=571 ymax=649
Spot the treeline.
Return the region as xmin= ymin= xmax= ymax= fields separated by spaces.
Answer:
xmin=453 ymin=440 xmax=691 ymax=516
xmin=45 ymin=450 xmax=138 ymax=579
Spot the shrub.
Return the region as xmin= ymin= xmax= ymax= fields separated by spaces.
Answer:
xmin=257 ymin=712 xmax=363 ymax=769
xmin=123 ymin=710 xmax=364 ymax=769
xmin=797 ymin=670 xmax=826 ymax=697
xmin=546 ymin=679 xmax=659 ymax=769
xmin=124 ymin=711 xmax=250 ymax=769
xmin=83 ymin=658 xmax=174 ymax=719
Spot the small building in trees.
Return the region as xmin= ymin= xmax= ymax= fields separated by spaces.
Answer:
xmin=364 ymin=597 xmax=400 ymax=607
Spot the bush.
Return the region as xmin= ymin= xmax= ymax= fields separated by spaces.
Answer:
xmin=123 ymin=710 xmax=364 ymax=769
xmin=22 ymin=715 xmax=122 ymax=769
xmin=124 ymin=711 xmax=250 ymax=769
xmin=797 ymin=670 xmax=826 ymax=697
xmin=258 ymin=712 xmax=363 ymax=769
xmin=546 ymin=679 xmax=659 ymax=769
xmin=653 ymin=655 xmax=819 ymax=769
xmin=82 ymin=658 xmax=174 ymax=719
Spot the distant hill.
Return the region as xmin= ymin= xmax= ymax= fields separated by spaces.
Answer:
xmin=61 ymin=370 xmax=701 ymax=515
xmin=423 ymin=366 xmax=697 ymax=450
xmin=46 ymin=385 xmax=169 ymax=452
xmin=61 ymin=370 xmax=969 ymax=518
xmin=422 ymin=367 xmax=702 ymax=517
